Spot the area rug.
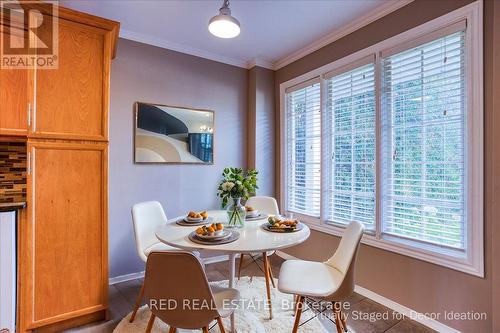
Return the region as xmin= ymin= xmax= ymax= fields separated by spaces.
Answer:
xmin=113 ymin=277 xmax=327 ymax=333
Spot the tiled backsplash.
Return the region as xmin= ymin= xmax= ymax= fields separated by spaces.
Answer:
xmin=0 ymin=142 xmax=27 ymax=203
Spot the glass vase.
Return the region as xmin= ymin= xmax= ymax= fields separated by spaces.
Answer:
xmin=226 ymin=197 xmax=246 ymax=228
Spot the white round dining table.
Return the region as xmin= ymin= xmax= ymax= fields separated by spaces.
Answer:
xmin=155 ymin=210 xmax=310 ymax=332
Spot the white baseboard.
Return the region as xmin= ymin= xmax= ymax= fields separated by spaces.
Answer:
xmin=108 ymin=254 xmax=232 ymax=285
xmin=354 ymin=286 xmax=460 ymax=333
xmin=275 ymin=251 xmax=460 ymax=333
xmin=203 ymin=254 xmax=234 ymax=265
xmin=109 ymin=271 xmax=145 ymax=285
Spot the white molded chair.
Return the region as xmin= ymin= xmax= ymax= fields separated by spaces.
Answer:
xmin=278 ymin=221 xmax=364 ymax=333
xmin=130 ymin=201 xmax=181 ymax=323
xmin=246 ymin=196 xmax=280 ymax=217
xmin=238 ymin=196 xmax=280 ymax=284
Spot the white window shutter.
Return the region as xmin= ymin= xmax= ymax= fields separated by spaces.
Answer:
xmin=325 ymin=63 xmax=376 ymax=229
xmin=285 ymin=81 xmax=321 ymax=217
xmin=381 ymin=30 xmax=466 ymax=249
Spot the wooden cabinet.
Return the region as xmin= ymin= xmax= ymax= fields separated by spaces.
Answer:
xmin=31 ymin=19 xmax=111 ymax=141
xmin=0 ymin=68 xmax=30 ymax=136
xmin=10 ymin=4 xmax=119 ymax=333
xmin=0 ymin=25 xmax=34 ymax=136
xmin=19 ymin=142 xmax=108 ymax=330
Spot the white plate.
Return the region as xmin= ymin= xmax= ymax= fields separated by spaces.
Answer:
xmin=196 ymin=229 xmax=231 ymax=240
xmin=184 ymin=216 xmax=204 ymax=223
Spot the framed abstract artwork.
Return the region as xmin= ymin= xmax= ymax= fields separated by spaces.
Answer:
xmin=134 ymin=102 xmax=214 ymax=164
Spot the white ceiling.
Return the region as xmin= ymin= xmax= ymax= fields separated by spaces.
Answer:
xmin=60 ymin=0 xmax=410 ymax=69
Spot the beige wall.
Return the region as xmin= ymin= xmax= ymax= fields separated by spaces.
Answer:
xmin=274 ymin=0 xmax=498 ymax=331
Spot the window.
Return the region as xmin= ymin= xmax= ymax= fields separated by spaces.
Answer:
xmin=325 ymin=61 xmax=376 ymax=230
xmin=285 ymin=80 xmax=321 ymax=217
xmin=281 ymin=2 xmax=483 ymax=276
xmin=382 ymin=30 xmax=466 ymax=249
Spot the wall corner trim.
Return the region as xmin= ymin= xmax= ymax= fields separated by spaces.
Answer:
xmin=275 ymin=251 xmax=461 ymax=333
xmin=247 ymin=58 xmax=275 ymax=70
xmin=119 ymin=29 xmax=249 ymax=69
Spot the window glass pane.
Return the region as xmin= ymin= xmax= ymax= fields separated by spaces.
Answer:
xmin=326 ymin=63 xmax=376 ymax=229
xmin=381 ymin=31 xmax=466 ymax=249
xmin=285 ymin=82 xmax=321 ymax=217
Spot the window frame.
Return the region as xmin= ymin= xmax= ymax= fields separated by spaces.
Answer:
xmin=279 ymin=1 xmax=483 ymax=277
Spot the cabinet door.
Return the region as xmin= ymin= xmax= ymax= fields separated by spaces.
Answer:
xmin=32 ymin=17 xmax=111 ymax=141
xmin=0 ymin=30 xmax=33 ymax=136
xmin=23 ymin=141 xmax=108 ymax=328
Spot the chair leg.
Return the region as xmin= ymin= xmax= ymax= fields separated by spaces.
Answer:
xmin=238 ymin=253 xmax=244 ymax=280
xmin=216 ymin=317 xmax=226 ymax=333
xmin=248 ymin=254 xmax=265 ymax=282
xmin=268 ymin=264 xmax=276 ymax=288
xmin=249 ymin=254 xmax=260 ymax=282
xmin=333 ymin=302 xmax=343 ymax=333
xmin=145 ymin=313 xmax=156 ymax=333
xmin=202 ymin=326 xmax=209 ymax=333
xmin=168 ymin=327 xmax=177 ymax=333
xmin=292 ymin=295 xmax=305 ymax=333
xmin=339 ymin=306 xmax=348 ymax=332
xmin=292 ymin=294 xmax=300 ymax=314
xmin=129 ymin=281 xmax=145 ymax=323
xmin=262 ymin=252 xmax=273 ymax=319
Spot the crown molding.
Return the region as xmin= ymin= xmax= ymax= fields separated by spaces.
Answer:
xmin=119 ymin=28 xmax=249 ymax=69
xmin=273 ymin=0 xmax=414 ymax=70
xmin=247 ymin=58 xmax=274 ymax=70
xmin=118 ymin=0 xmax=414 ymax=71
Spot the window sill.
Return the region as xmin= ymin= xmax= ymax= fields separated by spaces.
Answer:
xmin=288 ymin=212 xmax=484 ymax=278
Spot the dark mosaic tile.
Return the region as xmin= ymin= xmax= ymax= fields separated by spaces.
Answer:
xmin=0 ymin=142 xmax=26 ymax=203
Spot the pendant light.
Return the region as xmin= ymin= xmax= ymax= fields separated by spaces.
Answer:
xmin=208 ymin=0 xmax=240 ymax=39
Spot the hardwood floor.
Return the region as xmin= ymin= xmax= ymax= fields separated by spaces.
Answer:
xmin=63 ymin=255 xmax=435 ymax=333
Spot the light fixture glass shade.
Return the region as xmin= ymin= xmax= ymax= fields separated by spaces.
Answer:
xmin=208 ymin=14 xmax=240 ymax=38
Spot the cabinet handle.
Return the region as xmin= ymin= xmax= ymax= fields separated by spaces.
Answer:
xmin=27 ymin=103 xmax=31 ymax=127
xmin=27 ymin=151 xmax=31 ymax=175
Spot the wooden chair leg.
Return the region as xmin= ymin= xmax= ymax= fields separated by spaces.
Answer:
xmin=292 ymin=295 xmax=305 ymax=333
xmin=238 ymin=253 xmax=244 ymax=280
xmin=168 ymin=327 xmax=177 ymax=333
xmin=339 ymin=306 xmax=348 ymax=332
xmin=145 ymin=313 xmax=156 ymax=333
xmin=216 ymin=317 xmax=226 ymax=333
xmin=262 ymin=252 xmax=273 ymax=319
xmin=292 ymin=294 xmax=300 ymax=314
xmin=268 ymin=264 xmax=276 ymax=288
xmin=202 ymin=326 xmax=209 ymax=333
xmin=333 ymin=302 xmax=343 ymax=333
xmin=129 ymin=281 xmax=145 ymax=323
